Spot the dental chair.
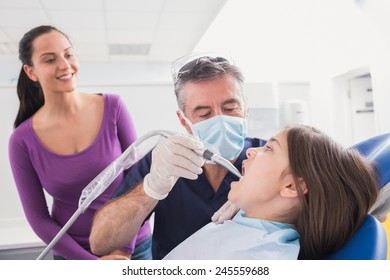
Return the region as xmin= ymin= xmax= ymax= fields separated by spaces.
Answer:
xmin=325 ymin=133 xmax=390 ymax=260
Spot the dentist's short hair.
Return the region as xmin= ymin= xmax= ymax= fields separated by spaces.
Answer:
xmin=172 ymin=56 xmax=245 ymax=113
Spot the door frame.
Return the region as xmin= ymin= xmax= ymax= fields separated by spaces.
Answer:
xmin=331 ymin=66 xmax=371 ymax=146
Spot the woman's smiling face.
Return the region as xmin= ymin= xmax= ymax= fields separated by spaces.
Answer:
xmin=23 ymin=30 xmax=79 ymax=95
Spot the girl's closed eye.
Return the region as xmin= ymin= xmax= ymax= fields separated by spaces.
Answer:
xmin=265 ymin=144 xmax=273 ymax=152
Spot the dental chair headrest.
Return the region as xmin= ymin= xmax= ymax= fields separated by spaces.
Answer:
xmin=352 ymin=133 xmax=390 ymax=219
xmin=352 ymin=133 xmax=390 ymax=186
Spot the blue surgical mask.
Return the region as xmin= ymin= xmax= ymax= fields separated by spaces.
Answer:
xmin=181 ymin=112 xmax=247 ymax=160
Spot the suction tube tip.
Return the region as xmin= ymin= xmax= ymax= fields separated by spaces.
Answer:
xmin=200 ymin=149 xmax=242 ymax=179
xmin=202 ymin=149 xmax=214 ymax=161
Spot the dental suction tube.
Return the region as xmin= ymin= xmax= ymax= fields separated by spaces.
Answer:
xmin=201 ymin=149 xmax=242 ymax=179
xmin=36 ymin=130 xmax=175 ymax=260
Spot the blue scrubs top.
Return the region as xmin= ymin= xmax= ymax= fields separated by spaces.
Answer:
xmin=113 ymin=137 xmax=266 ymax=259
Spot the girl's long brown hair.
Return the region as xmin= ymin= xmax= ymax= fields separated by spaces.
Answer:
xmin=286 ymin=125 xmax=379 ymax=259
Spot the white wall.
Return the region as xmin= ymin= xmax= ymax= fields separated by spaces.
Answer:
xmin=194 ymin=0 xmax=390 ymax=146
xmin=0 ymin=86 xmax=22 ymax=222
xmin=311 ymin=0 xmax=390 ymax=144
xmin=0 ymin=85 xmax=43 ymax=252
xmin=362 ymin=1 xmax=390 ymax=135
xmin=79 ymin=84 xmax=183 ymax=137
xmin=245 ymin=82 xmax=310 ymax=140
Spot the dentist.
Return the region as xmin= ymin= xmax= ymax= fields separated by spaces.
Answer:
xmin=90 ymin=55 xmax=267 ymax=259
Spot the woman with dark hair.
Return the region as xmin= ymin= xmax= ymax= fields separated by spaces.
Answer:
xmin=164 ymin=125 xmax=379 ymax=260
xmin=8 ymin=25 xmax=152 ymax=260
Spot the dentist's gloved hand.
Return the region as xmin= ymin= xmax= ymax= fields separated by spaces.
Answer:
xmin=144 ymin=134 xmax=205 ymax=200
xmin=211 ymin=201 xmax=240 ymax=224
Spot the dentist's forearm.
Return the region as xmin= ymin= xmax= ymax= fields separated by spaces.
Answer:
xmin=90 ymin=183 xmax=157 ymax=256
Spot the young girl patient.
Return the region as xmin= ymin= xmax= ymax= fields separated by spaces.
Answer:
xmin=164 ymin=125 xmax=379 ymax=260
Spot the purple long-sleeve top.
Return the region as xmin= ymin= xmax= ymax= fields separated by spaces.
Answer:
xmin=8 ymin=94 xmax=151 ymax=260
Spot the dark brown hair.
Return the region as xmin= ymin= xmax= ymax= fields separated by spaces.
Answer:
xmin=14 ymin=25 xmax=71 ymax=128
xmin=286 ymin=125 xmax=379 ymax=259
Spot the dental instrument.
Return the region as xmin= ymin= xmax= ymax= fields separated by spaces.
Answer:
xmin=199 ymin=149 xmax=242 ymax=179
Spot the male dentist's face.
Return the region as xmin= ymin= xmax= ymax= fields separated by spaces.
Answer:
xmin=177 ymin=74 xmax=246 ymax=133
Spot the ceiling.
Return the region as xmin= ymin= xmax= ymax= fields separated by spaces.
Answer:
xmin=0 ymin=0 xmax=227 ymax=63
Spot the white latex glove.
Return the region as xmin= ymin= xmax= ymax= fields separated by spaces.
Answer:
xmin=144 ymin=134 xmax=205 ymax=200
xmin=211 ymin=201 xmax=240 ymax=224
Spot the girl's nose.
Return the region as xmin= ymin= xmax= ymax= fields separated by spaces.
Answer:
xmin=246 ymin=147 xmax=258 ymax=158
